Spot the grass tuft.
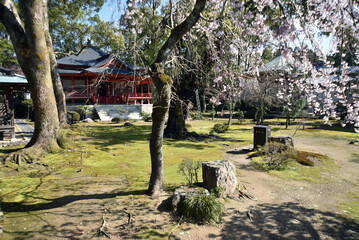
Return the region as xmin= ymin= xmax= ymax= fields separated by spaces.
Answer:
xmin=179 ymin=193 xmax=224 ymax=223
xmin=338 ymin=192 xmax=359 ymax=222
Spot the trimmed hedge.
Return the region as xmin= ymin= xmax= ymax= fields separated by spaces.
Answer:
xmin=111 ymin=117 xmax=124 ymax=123
xmin=67 ymin=111 xmax=80 ymax=124
xmin=213 ymin=123 xmax=229 ymax=133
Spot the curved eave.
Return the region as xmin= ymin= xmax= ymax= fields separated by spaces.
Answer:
xmin=59 ymin=72 xmax=152 ymax=83
xmin=60 ymin=73 xmax=87 ymax=78
xmin=83 ymin=72 xmax=152 ymax=81
xmin=0 ymin=83 xmax=29 ymax=91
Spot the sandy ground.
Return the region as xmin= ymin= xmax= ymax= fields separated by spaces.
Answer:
xmin=178 ymin=137 xmax=359 ymax=240
xmin=1 ymin=135 xmax=359 ymax=239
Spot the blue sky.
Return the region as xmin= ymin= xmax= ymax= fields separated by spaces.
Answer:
xmin=98 ymin=0 xmax=169 ymax=22
xmin=98 ymin=0 xmax=123 ymax=22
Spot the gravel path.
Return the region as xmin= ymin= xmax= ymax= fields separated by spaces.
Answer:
xmin=0 ymin=119 xmax=33 ymax=147
xmin=15 ymin=119 xmax=34 ymax=139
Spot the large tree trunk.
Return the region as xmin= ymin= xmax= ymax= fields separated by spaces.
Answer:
xmin=48 ymin=41 xmax=67 ymax=126
xmin=148 ymin=0 xmax=207 ymax=195
xmin=164 ymin=98 xmax=188 ymax=139
xmin=43 ymin=4 xmax=67 ymax=125
xmin=1 ymin=0 xmax=62 ymax=160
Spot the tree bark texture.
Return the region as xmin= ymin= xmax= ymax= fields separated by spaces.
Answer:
xmin=42 ymin=1 xmax=67 ymax=125
xmin=0 ymin=0 xmax=61 ymax=154
xmin=148 ymin=0 xmax=207 ymax=195
xmin=164 ymin=98 xmax=188 ymax=139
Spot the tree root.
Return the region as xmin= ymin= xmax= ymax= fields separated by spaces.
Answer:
xmin=238 ymin=185 xmax=257 ymax=201
xmin=167 ymin=216 xmax=183 ymax=239
xmin=2 ymin=145 xmax=44 ymax=166
xmin=94 ymin=215 xmax=110 ymax=239
xmin=2 ymin=138 xmax=64 ymax=166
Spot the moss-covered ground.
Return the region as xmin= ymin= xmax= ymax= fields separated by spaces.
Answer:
xmin=0 ymin=118 xmax=358 ymax=239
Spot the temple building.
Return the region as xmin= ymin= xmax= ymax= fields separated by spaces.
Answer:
xmin=57 ymin=46 xmax=152 ymax=105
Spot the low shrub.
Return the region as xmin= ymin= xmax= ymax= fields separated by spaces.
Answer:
xmin=237 ymin=110 xmax=245 ymax=123
xmin=111 ymin=117 xmax=124 ymax=123
xmin=211 ymin=186 xmax=225 ymax=198
xmin=67 ymin=111 xmax=80 ymax=124
xmin=179 ymin=193 xmax=224 ymax=223
xmin=212 ymin=123 xmax=229 ymax=133
xmin=210 ymin=111 xmax=216 ymax=120
xmin=178 ymin=159 xmax=201 ymax=185
xmin=76 ymin=105 xmax=91 ymax=120
xmin=141 ymin=112 xmax=152 ymax=122
xmin=254 ymin=142 xmax=296 ymax=171
xmin=190 ymin=111 xmax=202 ymax=120
xmin=253 ymin=142 xmax=316 ymax=171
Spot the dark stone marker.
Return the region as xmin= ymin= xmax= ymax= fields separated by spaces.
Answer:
xmin=253 ymin=125 xmax=271 ymax=149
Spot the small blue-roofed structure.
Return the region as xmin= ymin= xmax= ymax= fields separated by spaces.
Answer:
xmin=0 ymin=67 xmax=28 ymax=89
xmin=0 ymin=67 xmax=29 ymax=140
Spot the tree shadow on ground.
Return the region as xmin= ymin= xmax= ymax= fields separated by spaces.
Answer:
xmin=157 ymin=196 xmax=173 ymax=212
xmin=1 ymin=187 xmax=154 ymax=239
xmin=214 ymin=202 xmax=359 ymax=240
xmin=167 ymin=142 xmax=216 ymax=150
xmin=302 ymin=123 xmax=357 ymax=134
xmin=2 ymin=189 xmax=147 ymax=213
xmin=79 ymin=125 xmax=152 ymax=147
xmin=227 ymin=149 xmax=253 ymax=155
xmin=72 ymin=124 xmax=248 ymax=152
xmin=0 ymin=147 xmax=23 ymax=154
xmin=208 ymin=134 xmax=246 ymax=144
xmin=350 ymin=153 xmax=359 ymax=164
xmin=2 ymin=187 xmax=174 ymax=240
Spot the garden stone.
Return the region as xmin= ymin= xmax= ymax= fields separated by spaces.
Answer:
xmin=171 ymin=186 xmax=209 ymax=211
xmin=94 ymin=119 xmax=101 ymax=122
xmin=83 ymin=118 xmax=93 ymax=123
xmin=268 ymin=135 xmax=294 ymax=148
xmin=202 ymin=160 xmax=238 ymax=197
xmin=124 ymin=122 xmax=134 ymax=126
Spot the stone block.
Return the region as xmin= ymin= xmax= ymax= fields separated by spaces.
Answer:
xmin=268 ymin=135 xmax=294 ymax=148
xmin=202 ymin=160 xmax=238 ymax=197
xmin=171 ymin=187 xmax=209 ymax=211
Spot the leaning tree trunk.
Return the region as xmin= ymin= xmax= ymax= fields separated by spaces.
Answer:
xmin=1 ymin=0 xmax=62 ymax=161
xmin=164 ymin=98 xmax=188 ymax=139
xmin=148 ymin=64 xmax=172 ymax=194
xmin=148 ymin=0 xmax=207 ymax=195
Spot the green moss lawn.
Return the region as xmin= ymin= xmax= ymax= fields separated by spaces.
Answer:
xmin=0 ymin=118 xmax=358 ymax=238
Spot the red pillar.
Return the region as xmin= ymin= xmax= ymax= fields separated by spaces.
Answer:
xmin=71 ymin=77 xmax=74 ymax=104
xmin=71 ymin=77 xmax=74 ymax=92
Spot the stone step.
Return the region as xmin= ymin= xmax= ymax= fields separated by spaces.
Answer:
xmin=94 ymin=105 xmax=146 ymax=121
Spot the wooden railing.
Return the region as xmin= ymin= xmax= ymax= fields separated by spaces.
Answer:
xmin=64 ymin=91 xmax=90 ymax=98
xmin=128 ymin=93 xmax=152 ymax=98
xmin=98 ymin=96 xmax=126 ymax=104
